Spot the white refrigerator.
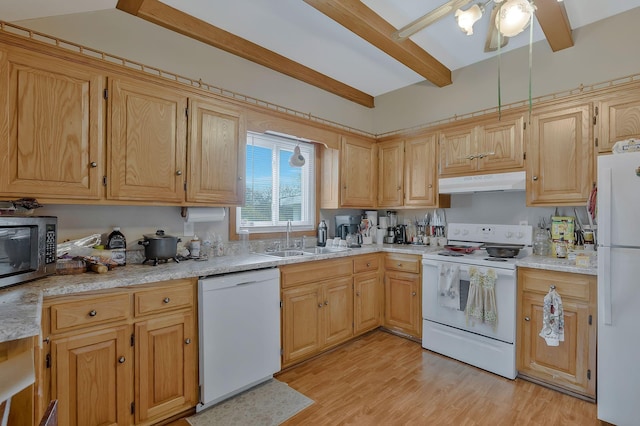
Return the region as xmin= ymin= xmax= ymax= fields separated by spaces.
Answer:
xmin=597 ymin=150 xmax=640 ymax=425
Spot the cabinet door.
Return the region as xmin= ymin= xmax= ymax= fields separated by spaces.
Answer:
xmin=340 ymin=135 xmax=377 ymax=208
xmin=0 ymin=49 xmax=103 ymax=199
xmin=107 ymin=77 xmax=187 ymax=203
xmin=322 ymin=276 xmax=353 ymax=347
xmin=320 ymin=146 xmax=340 ymax=209
xmin=377 ymin=139 xmax=404 ymax=207
xmin=439 ymin=125 xmax=477 ymax=176
xmin=187 ymin=98 xmax=246 ymax=205
xmin=404 ymin=134 xmax=439 ymax=207
xmin=354 ymin=271 xmax=382 ymax=335
xmin=135 ymin=311 xmax=197 ymax=424
xmin=384 ymin=271 xmax=420 ymax=338
xmin=479 ymin=115 xmax=525 ymax=172
xmin=519 ymin=292 xmax=593 ymax=397
xmin=51 ymin=326 xmax=131 ymax=426
xmin=527 ymin=102 xmax=593 ymax=206
xmin=598 ymin=93 xmax=640 ymax=153
xmin=281 ymin=284 xmax=323 ymax=366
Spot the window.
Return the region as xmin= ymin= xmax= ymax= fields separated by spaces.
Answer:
xmin=236 ymin=131 xmax=315 ymax=234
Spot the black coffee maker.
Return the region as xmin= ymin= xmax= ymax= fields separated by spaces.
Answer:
xmin=394 ymin=225 xmax=407 ymax=244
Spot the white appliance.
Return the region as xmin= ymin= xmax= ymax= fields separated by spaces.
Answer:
xmin=597 ymin=151 xmax=640 ymax=425
xmin=422 ymin=223 xmax=532 ymax=379
xmin=197 ymin=268 xmax=281 ymax=411
xmin=438 ymin=171 xmax=526 ymax=194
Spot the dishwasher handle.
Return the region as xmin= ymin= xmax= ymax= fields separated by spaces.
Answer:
xmin=199 ymin=268 xmax=280 ymax=292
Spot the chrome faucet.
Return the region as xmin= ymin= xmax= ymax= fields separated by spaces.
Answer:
xmin=286 ymin=220 xmax=292 ymax=249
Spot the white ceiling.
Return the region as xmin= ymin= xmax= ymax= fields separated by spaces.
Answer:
xmin=4 ymin=0 xmax=640 ymax=97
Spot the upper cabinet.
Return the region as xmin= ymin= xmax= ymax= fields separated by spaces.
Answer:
xmin=107 ymin=76 xmax=187 ymax=204
xmin=187 ymin=97 xmax=246 ymax=205
xmin=0 ymin=48 xmax=104 ymax=200
xmin=527 ymin=101 xmax=594 ymax=206
xmin=321 ymin=135 xmax=377 ymax=209
xmin=597 ymin=90 xmax=640 ymax=153
xmin=377 ymin=134 xmax=448 ymax=209
xmin=439 ymin=114 xmax=525 ymax=177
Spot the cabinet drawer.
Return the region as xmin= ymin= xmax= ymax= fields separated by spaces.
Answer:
xmin=50 ymin=293 xmax=130 ymax=333
xmin=353 ymin=254 xmax=380 ymax=273
xmin=518 ymin=268 xmax=594 ymax=301
xmin=281 ymin=258 xmax=352 ymax=288
xmin=384 ymin=253 xmax=421 ymax=274
xmin=134 ymin=280 xmax=194 ymax=317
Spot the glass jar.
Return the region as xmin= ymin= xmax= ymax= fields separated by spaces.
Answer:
xmin=533 ymin=228 xmax=551 ymax=256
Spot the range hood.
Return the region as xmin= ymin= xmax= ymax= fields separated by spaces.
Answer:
xmin=438 ymin=171 xmax=526 ymax=194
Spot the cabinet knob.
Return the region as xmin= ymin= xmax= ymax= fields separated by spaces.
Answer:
xmin=324 ymin=300 xmax=328 ymax=305
xmin=532 ymin=176 xmax=538 ymax=181
xmin=318 ymin=303 xmax=323 ymax=308
xmin=524 ymin=316 xmax=530 ymax=321
xmin=90 ymin=161 xmax=97 ymax=168
xmin=397 ymin=186 xmax=401 ymax=191
xmin=118 ymin=356 xmax=125 ymax=364
xmin=163 ymin=297 xmax=170 ymax=304
xmin=366 ymin=262 xmax=371 ymax=267
xmin=238 ymin=176 xmax=243 ymax=181
xmin=89 ymin=310 xmax=97 ymax=317
xmin=185 ymin=338 xmax=191 ymax=345
xmin=428 ymin=184 xmax=433 ymax=188
xmin=356 ymin=291 xmax=360 ymax=296
xmin=412 ymin=292 xmax=417 ymax=296
xmin=176 ymin=170 xmax=182 ymax=176
xmin=397 ymin=263 xmax=402 ymax=267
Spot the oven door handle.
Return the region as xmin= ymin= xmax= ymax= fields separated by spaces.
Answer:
xmin=422 ymin=259 xmax=516 ymax=278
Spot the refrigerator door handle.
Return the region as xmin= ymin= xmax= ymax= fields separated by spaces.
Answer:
xmin=599 ymin=167 xmax=612 ymax=247
xmin=600 ymin=247 xmax=612 ymax=325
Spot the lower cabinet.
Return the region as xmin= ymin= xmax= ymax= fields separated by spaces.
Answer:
xmin=517 ymin=268 xmax=597 ymax=399
xmin=40 ymin=279 xmax=198 ymax=426
xmin=353 ymin=254 xmax=382 ymax=336
xmin=383 ymin=253 xmax=422 ymax=339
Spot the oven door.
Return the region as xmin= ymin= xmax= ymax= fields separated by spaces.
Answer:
xmin=422 ymin=258 xmax=516 ymax=344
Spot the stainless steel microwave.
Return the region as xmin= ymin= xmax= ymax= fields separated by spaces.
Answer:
xmin=0 ymin=215 xmax=57 ymax=289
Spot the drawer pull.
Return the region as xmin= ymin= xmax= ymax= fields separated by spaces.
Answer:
xmin=163 ymin=297 xmax=171 ymax=304
xmin=185 ymin=338 xmax=191 ymax=345
xmin=366 ymin=262 xmax=371 ymax=267
xmin=118 ymin=356 xmax=125 ymax=364
xmin=89 ymin=310 xmax=97 ymax=317
xmin=397 ymin=263 xmax=402 ymax=267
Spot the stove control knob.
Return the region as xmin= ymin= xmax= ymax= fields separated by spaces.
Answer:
xmin=505 ymin=231 xmax=514 ymax=239
xmin=452 ymin=229 xmax=460 ymax=236
xmin=461 ymin=229 xmax=469 ymax=236
xmin=516 ymin=231 xmax=524 ymax=239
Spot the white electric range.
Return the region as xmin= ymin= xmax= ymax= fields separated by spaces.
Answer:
xmin=421 ymin=223 xmax=533 ymax=379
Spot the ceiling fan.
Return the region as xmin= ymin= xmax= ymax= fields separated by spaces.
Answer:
xmin=392 ymin=0 xmax=536 ymax=52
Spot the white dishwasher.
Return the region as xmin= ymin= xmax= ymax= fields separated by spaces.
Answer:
xmin=197 ymin=267 xmax=281 ymax=412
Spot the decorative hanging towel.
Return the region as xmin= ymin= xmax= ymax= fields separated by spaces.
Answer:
xmin=539 ymin=286 xmax=565 ymax=346
xmin=438 ymin=263 xmax=461 ymax=310
xmin=465 ymin=267 xmax=498 ymax=330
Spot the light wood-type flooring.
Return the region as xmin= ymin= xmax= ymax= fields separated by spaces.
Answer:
xmin=171 ymin=329 xmax=598 ymax=425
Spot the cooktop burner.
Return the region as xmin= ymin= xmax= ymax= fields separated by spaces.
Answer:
xmin=437 ymin=251 xmax=464 ymax=257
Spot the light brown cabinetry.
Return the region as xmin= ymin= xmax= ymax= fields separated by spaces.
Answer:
xmin=383 ymin=253 xmax=421 ymax=338
xmin=0 ymin=48 xmax=104 ymax=200
xmin=187 ymin=97 xmax=246 ymax=204
xmin=40 ymin=279 xmax=198 ymax=426
xmin=597 ymin=91 xmax=640 ymax=153
xmin=280 ymin=258 xmax=354 ymax=367
xmin=321 ymin=136 xmax=377 ymax=209
xmin=377 ymin=135 xmax=448 ymax=208
xmin=353 ymin=254 xmax=382 ymax=335
xmin=517 ymin=268 xmax=596 ymax=399
xmin=526 ymin=101 xmax=594 ymax=206
xmin=107 ymin=76 xmax=187 ymax=203
xmin=439 ymin=115 xmax=524 ymax=177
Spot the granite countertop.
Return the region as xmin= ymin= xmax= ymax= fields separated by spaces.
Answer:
xmin=0 ymin=243 xmax=596 ymax=343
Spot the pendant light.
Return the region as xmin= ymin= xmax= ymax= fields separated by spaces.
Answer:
xmin=495 ymin=0 xmax=535 ymax=37
xmin=288 ymin=145 xmax=305 ymax=167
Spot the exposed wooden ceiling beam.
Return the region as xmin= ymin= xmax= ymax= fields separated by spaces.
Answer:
xmin=116 ymin=0 xmax=375 ymax=108
xmin=534 ymin=0 xmax=574 ymax=52
xmin=303 ymin=0 xmax=452 ymax=88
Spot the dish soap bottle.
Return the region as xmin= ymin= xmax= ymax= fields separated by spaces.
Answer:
xmin=107 ymin=227 xmax=127 ymax=266
xmin=317 ymin=220 xmax=327 ymax=247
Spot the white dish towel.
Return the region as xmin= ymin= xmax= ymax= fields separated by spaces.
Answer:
xmin=539 ymin=287 xmax=565 ymax=346
xmin=437 ymin=263 xmax=460 ymax=310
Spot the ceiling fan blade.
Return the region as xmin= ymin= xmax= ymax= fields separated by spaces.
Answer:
xmin=392 ymin=0 xmax=473 ymax=41
xmin=484 ymin=5 xmax=509 ymax=52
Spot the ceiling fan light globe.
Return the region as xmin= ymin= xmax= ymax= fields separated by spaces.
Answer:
xmin=496 ymin=0 xmax=534 ymax=37
xmin=289 ymin=145 xmax=306 ymax=167
xmin=455 ymin=4 xmax=483 ymax=36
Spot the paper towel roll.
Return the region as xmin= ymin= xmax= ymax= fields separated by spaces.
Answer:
xmin=185 ymin=207 xmax=226 ymax=223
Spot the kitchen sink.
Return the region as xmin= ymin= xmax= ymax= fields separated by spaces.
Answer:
xmin=262 ymin=249 xmax=309 ymax=258
xmin=302 ymin=246 xmax=350 ymax=255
